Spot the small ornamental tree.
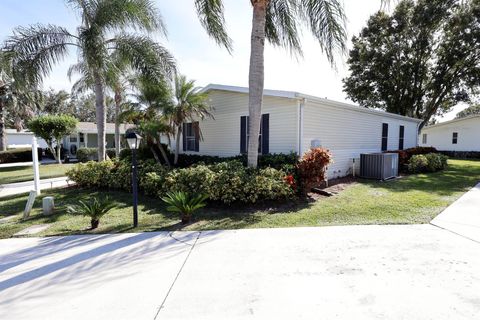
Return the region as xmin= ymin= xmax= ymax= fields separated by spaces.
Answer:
xmin=28 ymin=115 xmax=77 ymax=164
xmin=297 ymin=148 xmax=333 ymax=195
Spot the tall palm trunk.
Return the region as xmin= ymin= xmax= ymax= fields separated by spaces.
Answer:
xmin=156 ymin=135 xmax=171 ymax=168
xmin=114 ymin=87 xmax=121 ymax=157
xmin=0 ymin=102 xmax=5 ymax=151
xmin=247 ymin=1 xmax=268 ymax=168
xmin=174 ymin=126 xmax=181 ymax=165
xmin=94 ymin=72 xmax=106 ymax=161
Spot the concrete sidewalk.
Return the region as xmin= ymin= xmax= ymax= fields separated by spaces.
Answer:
xmin=0 ymin=177 xmax=74 ymax=198
xmin=431 ymin=182 xmax=480 ymax=242
xmin=1 ymin=225 xmax=479 ymax=320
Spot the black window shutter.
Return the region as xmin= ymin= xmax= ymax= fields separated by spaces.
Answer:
xmin=399 ymin=125 xmax=404 ymax=150
xmin=193 ymin=122 xmax=200 ymax=152
xmin=240 ymin=116 xmax=247 ymax=154
xmin=381 ymin=123 xmax=388 ymax=151
xmin=261 ymin=114 xmax=269 ymax=155
xmin=182 ymin=123 xmax=187 ymax=151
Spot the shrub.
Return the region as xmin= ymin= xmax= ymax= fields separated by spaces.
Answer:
xmin=77 ymin=147 xmax=117 ymax=162
xmin=425 ymin=153 xmax=448 ymax=172
xmin=0 ymin=148 xmax=42 ymax=164
xmin=407 ymin=155 xmax=429 ymax=173
xmin=297 ymin=148 xmax=333 ymax=195
xmin=387 ymin=146 xmax=438 ymax=169
xmin=439 ymin=150 xmax=480 ymax=159
xmin=66 ymin=160 xmax=115 ymax=187
xmin=162 ymin=191 xmax=208 ymax=224
xmin=67 ymin=196 xmax=116 ymax=229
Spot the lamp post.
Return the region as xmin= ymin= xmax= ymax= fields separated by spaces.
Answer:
xmin=126 ymin=131 xmax=142 ymax=227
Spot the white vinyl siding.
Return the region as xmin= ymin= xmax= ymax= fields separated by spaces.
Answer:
xmin=420 ymin=116 xmax=480 ymax=151
xmin=177 ymin=91 xmax=298 ymax=157
xmin=302 ymin=100 xmax=418 ymax=179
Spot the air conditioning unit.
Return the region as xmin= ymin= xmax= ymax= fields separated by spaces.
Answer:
xmin=360 ymin=153 xmax=399 ymax=180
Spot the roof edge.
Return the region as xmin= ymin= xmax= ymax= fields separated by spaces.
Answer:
xmin=422 ymin=114 xmax=480 ymax=130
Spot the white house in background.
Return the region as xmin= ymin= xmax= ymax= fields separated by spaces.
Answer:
xmin=420 ymin=115 xmax=480 ymax=151
xmin=5 ymin=122 xmax=134 ymax=157
xmin=172 ymin=84 xmax=422 ymax=179
xmin=5 ymin=129 xmax=48 ymax=149
xmin=62 ymin=122 xmax=135 ymax=156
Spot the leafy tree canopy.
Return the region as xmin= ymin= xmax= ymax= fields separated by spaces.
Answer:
xmin=343 ymin=0 xmax=480 ymax=129
xmin=456 ymin=104 xmax=480 ymax=119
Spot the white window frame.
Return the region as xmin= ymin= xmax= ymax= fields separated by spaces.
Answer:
xmin=422 ymin=133 xmax=427 ymax=144
xmin=185 ymin=122 xmax=197 ymax=151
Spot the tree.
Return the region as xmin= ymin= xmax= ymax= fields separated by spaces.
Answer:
xmin=343 ymin=0 xmax=480 ymax=130
xmin=40 ymin=89 xmax=75 ymax=116
xmin=6 ymin=0 xmax=175 ymax=161
xmin=193 ymin=0 xmax=347 ymax=167
xmin=456 ymin=104 xmax=480 ymax=119
xmin=28 ymin=115 xmax=78 ymax=164
xmin=167 ymin=75 xmax=212 ymax=165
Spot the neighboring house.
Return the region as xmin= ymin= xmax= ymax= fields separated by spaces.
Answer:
xmin=420 ymin=115 xmax=480 ymax=152
xmin=62 ymin=122 xmax=134 ymax=157
xmin=5 ymin=129 xmax=48 ymax=149
xmin=173 ymin=84 xmax=422 ymax=179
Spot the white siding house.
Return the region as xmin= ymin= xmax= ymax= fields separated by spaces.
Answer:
xmin=174 ymin=84 xmax=422 ymax=179
xmin=420 ymin=115 xmax=480 ymax=151
xmin=4 ymin=129 xmax=48 ymax=149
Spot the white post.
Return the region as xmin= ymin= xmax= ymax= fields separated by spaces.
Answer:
xmin=32 ymin=136 xmax=41 ymax=195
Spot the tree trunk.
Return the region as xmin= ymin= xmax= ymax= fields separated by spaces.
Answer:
xmin=94 ymin=72 xmax=107 ymax=161
xmin=56 ymin=140 xmax=62 ymax=164
xmin=247 ymin=1 xmax=268 ymax=168
xmin=156 ymin=137 xmax=171 ymax=168
xmin=174 ymin=126 xmax=181 ymax=165
xmin=114 ymin=87 xmax=121 ymax=158
xmin=47 ymin=143 xmax=59 ymax=163
xmin=0 ymin=102 xmax=6 ymax=151
xmin=150 ymin=146 xmax=161 ymax=163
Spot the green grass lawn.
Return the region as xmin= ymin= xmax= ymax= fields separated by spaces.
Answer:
xmin=1 ymin=159 xmax=479 ymax=239
xmin=0 ymin=163 xmax=74 ymax=184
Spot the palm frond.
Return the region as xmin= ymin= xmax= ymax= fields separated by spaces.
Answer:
xmin=194 ymin=0 xmax=232 ymax=52
xmin=265 ymin=0 xmax=302 ymax=56
xmin=93 ymin=0 xmax=166 ymax=34
xmin=298 ymin=0 xmax=347 ymax=66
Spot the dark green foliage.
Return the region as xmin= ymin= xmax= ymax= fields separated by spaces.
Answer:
xmin=77 ymin=147 xmax=116 ymax=162
xmin=0 ymin=148 xmax=42 ymax=164
xmin=387 ymin=147 xmax=438 ymax=169
xmin=67 ymin=196 xmax=117 ymax=229
xmin=343 ymin=0 xmax=480 ymax=129
xmin=439 ymin=150 xmax=480 ymax=159
xmin=162 ymin=191 xmax=208 ymax=224
xmin=408 ymin=153 xmax=448 ymax=173
xmin=455 ymin=105 xmax=480 ymax=119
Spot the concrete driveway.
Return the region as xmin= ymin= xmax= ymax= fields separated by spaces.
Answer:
xmin=1 ymin=224 xmax=479 ymax=320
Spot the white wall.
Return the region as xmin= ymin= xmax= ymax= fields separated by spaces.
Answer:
xmin=420 ymin=117 xmax=480 ymax=151
xmin=303 ymin=100 xmax=419 ymax=179
xmin=176 ymin=90 xmax=299 ymax=157
xmin=6 ymin=132 xmax=48 ymax=149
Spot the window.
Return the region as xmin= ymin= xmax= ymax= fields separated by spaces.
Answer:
xmin=240 ymin=114 xmax=269 ymax=155
xmin=381 ymin=123 xmax=388 ymax=151
xmin=452 ymin=132 xmax=458 ymax=144
xmin=183 ymin=122 xmax=199 ymax=152
xmin=79 ymin=133 xmax=84 ymax=143
xmin=69 ymin=134 xmax=77 ymax=143
xmin=422 ymin=133 xmax=427 ymax=144
xmin=399 ymin=125 xmax=405 ymax=150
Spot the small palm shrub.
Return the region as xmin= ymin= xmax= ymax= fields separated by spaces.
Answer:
xmin=67 ymin=197 xmax=116 ymax=229
xmin=162 ymin=191 xmax=208 ymax=224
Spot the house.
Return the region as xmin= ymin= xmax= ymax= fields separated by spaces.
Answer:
xmin=173 ymin=84 xmax=422 ymax=179
xmin=62 ymin=122 xmax=135 ymax=156
xmin=5 ymin=122 xmax=134 ymax=157
xmin=419 ymin=115 xmax=480 ymax=152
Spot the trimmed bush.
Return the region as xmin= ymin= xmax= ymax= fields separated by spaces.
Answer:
xmin=387 ymin=146 xmax=438 ymax=169
xmin=77 ymin=147 xmax=117 ymax=162
xmin=0 ymin=148 xmax=42 ymax=164
xmin=439 ymin=150 xmax=480 ymax=159
xmin=407 ymin=153 xmax=448 ymax=173
xmin=66 ymin=159 xmax=295 ymax=204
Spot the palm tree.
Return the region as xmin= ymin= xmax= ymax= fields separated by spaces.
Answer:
xmin=192 ymin=0 xmax=348 ymax=167
xmin=167 ymin=75 xmax=212 ymax=165
xmin=5 ymin=0 xmax=175 ymax=161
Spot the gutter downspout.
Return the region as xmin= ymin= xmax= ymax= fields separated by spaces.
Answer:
xmin=298 ymin=98 xmax=306 ymax=157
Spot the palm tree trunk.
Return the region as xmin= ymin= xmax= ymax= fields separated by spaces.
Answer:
xmin=156 ymin=137 xmax=171 ymax=168
xmin=247 ymin=0 xmax=268 ymax=168
xmin=94 ymin=72 xmax=107 ymax=161
xmin=174 ymin=126 xmax=181 ymax=165
xmin=114 ymin=87 xmax=121 ymax=157
xmin=0 ymin=102 xmax=6 ymax=151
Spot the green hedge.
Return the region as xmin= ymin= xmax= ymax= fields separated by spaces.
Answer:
xmin=0 ymin=148 xmax=43 ymax=164
xmin=67 ymin=159 xmax=295 ymax=204
xmin=407 ymin=153 xmax=448 ymax=173
xmin=77 ymin=147 xmax=117 ymax=162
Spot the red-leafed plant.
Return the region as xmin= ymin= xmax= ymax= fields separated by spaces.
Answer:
xmin=297 ymin=148 xmax=333 ymax=195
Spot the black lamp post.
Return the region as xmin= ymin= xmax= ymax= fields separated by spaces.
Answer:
xmin=126 ymin=131 xmax=142 ymax=227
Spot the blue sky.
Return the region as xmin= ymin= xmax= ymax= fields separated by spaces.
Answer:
xmin=0 ymin=0 xmax=464 ymax=121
